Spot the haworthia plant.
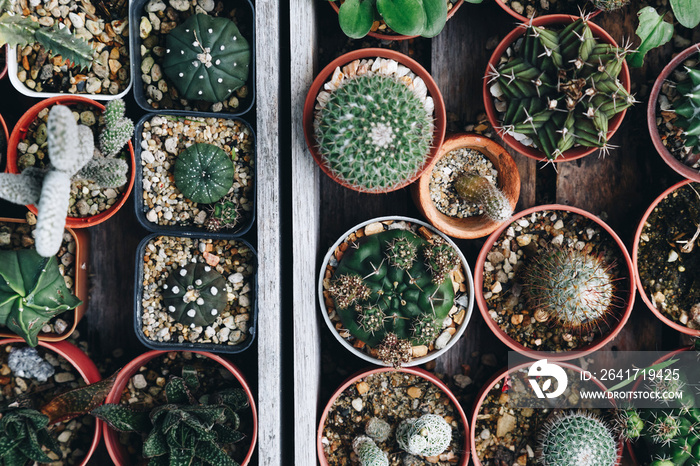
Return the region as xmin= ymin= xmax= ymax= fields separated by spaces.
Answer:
xmin=174 ymin=142 xmax=235 ymax=204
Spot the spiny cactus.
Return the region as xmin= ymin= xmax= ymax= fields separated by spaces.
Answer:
xmin=74 ymin=155 xmax=129 ymax=189
xmin=538 ymin=411 xmax=618 ymax=466
xmin=314 ymin=65 xmax=434 ymax=193
xmin=375 ymin=332 xmax=412 ymax=367
xmin=590 ymin=0 xmax=629 ymax=11
xmin=0 ymin=407 xmax=62 ymax=464
xmin=0 ymin=249 xmax=81 ymax=346
xmin=162 ymin=262 xmax=228 ymax=327
xmin=353 ymin=436 xmax=389 ymax=466
xmin=396 ymin=414 xmax=452 ymax=457
xmin=206 ymin=194 xmax=240 ymax=232
xmin=174 ymin=142 xmax=235 ymax=204
xmin=98 ymin=99 xmax=134 ymax=158
xmin=328 ymin=230 xmax=458 ymax=364
xmin=488 ymin=16 xmax=635 ymax=160
xmin=523 ymin=246 xmax=616 ymax=332
xmin=672 ymin=67 xmax=700 ymax=156
xmin=454 ymin=173 xmax=513 ymax=222
xmin=163 ymin=13 xmax=251 ymax=103
xmin=365 ymin=417 xmax=391 ymax=443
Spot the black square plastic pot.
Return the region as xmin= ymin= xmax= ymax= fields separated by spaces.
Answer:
xmin=129 ymin=0 xmax=255 ymax=117
xmin=133 ymin=112 xmax=256 ymax=238
xmin=134 ymin=232 xmax=258 ymax=354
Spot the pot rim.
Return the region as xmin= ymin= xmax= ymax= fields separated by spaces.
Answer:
xmin=474 ymin=204 xmax=636 ymax=360
xmin=492 ymin=0 xmax=601 ymax=23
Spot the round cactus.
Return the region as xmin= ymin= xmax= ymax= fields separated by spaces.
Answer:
xmin=365 ymin=417 xmax=391 ymax=443
xmin=454 ymin=173 xmax=513 ymax=222
xmin=673 ymin=67 xmax=700 ymax=156
xmin=539 ymin=412 xmax=617 ymax=466
xmin=163 ymin=13 xmax=251 ymax=103
xmin=523 ymin=246 xmax=616 ymax=331
xmin=162 ymin=262 xmax=228 ymax=327
xmin=174 ymin=143 xmax=234 ymax=204
xmin=396 ymin=414 xmax=452 ymax=457
xmin=315 ymin=73 xmax=434 ymax=193
xmin=353 ymin=436 xmax=389 ymax=466
xmin=590 ymin=0 xmax=629 ymax=11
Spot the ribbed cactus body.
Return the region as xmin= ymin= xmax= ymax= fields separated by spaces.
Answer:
xmin=454 ymin=173 xmax=513 ymax=222
xmin=353 ymin=436 xmax=389 ymax=466
xmin=99 ymin=99 xmax=134 ymax=158
xmin=162 ymin=262 xmax=228 ymax=327
xmin=590 ymin=0 xmax=629 ymax=11
xmin=539 ymin=412 xmax=617 ymax=466
xmin=673 ymin=67 xmax=700 ymax=156
xmin=315 ymin=73 xmax=434 ymax=192
xmin=174 ymin=143 xmax=234 ymax=204
xmin=396 ymin=414 xmax=452 ymax=457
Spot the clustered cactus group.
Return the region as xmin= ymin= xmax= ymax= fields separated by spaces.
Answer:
xmin=672 ymin=66 xmax=700 ymax=157
xmin=314 ymin=58 xmax=435 ymax=193
xmin=538 ymin=411 xmax=618 ymax=466
xmin=488 ymin=16 xmax=635 ymax=160
xmin=453 ymin=172 xmax=513 ymax=222
xmin=162 ymin=261 xmax=228 ymax=327
xmin=328 ymin=229 xmax=459 ymax=365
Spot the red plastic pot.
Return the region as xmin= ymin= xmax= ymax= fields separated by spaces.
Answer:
xmin=493 ymin=0 xmax=601 ymax=23
xmin=317 ymin=366 xmax=470 ymax=465
xmin=648 ymin=43 xmax=700 ymax=182
xmin=0 ymin=217 xmax=89 ymax=342
xmin=470 ymin=362 xmax=622 ymax=466
xmin=303 ymin=48 xmax=447 ymax=194
xmin=328 ymin=0 xmax=464 ymax=41
xmin=0 ymin=110 xmax=9 ymax=171
xmin=0 ymin=338 xmax=102 ymax=466
xmin=483 ymin=14 xmax=631 ymax=162
xmin=633 ymin=179 xmax=700 ymax=337
xmin=5 ymin=96 xmax=135 ymax=228
xmin=474 ymin=204 xmax=636 ymax=360
xmin=102 ymin=350 xmax=258 ymax=466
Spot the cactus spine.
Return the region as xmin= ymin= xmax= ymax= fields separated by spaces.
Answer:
xmin=454 ymin=173 xmax=513 ymax=222
xmin=538 ymin=411 xmax=618 ymax=466
xmin=673 ymin=67 xmax=700 ymax=156
xmin=396 ymin=414 xmax=452 ymax=457
xmin=98 ymin=99 xmax=134 ymax=158
xmin=353 ymin=436 xmax=389 ymax=466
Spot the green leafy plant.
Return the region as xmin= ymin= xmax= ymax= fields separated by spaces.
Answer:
xmin=162 ymin=262 xmax=228 ymax=327
xmin=163 ymin=13 xmax=251 ymax=103
xmin=488 ymin=16 xmax=635 ymax=160
xmin=327 ymin=0 xmax=445 ymax=38
xmin=627 ymin=7 xmax=673 ymax=68
xmin=538 ymin=411 xmax=618 ymax=466
xmin=396 ymin=414 xmax=452 ymax=457
xmin=174 ymin=143 xmax=235 ymax=204
xmin=670 ymin=0 xmax=700 ymax=29
xmin=672 ymin=66 xmax=700 ymax=156
xmin=0 ymin=249 xmax=81 ymax=346
xmin=454 ymin=173 xmax=513 ymax=222
xmin=353 ymin=436 xmax=388 ymax=466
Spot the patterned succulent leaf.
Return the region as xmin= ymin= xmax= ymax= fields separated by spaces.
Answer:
xmin=215 ymin=388 xmax=249 ymax=413
xmin=163 ymin=13 xmax=250 ymax=103
xmin=143 ymin=430 xmax=168 ymax=458
xmin=337 ymin=0 xmax=375 ymax=39
xmin=35 ymin=24 xmax=95 ymax=69
xmin=91 ymin=404 xmax=152 ymax=432
xmin=162 ymin=262 xmax=228 ymax=327
xmin=174 ymin=143 xmax=234 ymax=204
xmin=213 ymin=422 xmax=245 ymax=444
xmin=165 ymin=377 xmax=193 ymax=405
xmin=195 ymin=440 xmax=240 ymax=466
xmin=182 ymin=365 xmax=200 ymax=389
xmin=0 ymin=14 xmax=40 ymax=48
xmin=0 ymin=408 xmax=60 ymax=464
xmin=0 ymin=435 xmax=22 ymax=457
xmin=40 ymin=372 xmax=118 ymax=424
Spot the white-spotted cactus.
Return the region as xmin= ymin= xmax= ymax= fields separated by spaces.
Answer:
xmin=365 ymin=417 xmax=391 ymax=443
xmin=353 ymin=436 xmax=389 ymax=466
xmin=538 ymin=411 xmax=618 ymax=466
xmin=162 ymin=262 xmax=228 ymax=327
xmin=454 ymin=173 xmax=513 ymax=222
xmin=396 ymin=414 xmax=452 ymax=457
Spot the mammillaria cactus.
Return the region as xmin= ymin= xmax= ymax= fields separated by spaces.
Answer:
xmin=162 ymin=262 xmax=228 ymax=327
xmin=590 ymin=0 xmax=629 ymax=11
xmin=98 ymin=99 xmax=134 ymax=158
xmin=523 ymin=246 xmax=616 ymax=332
xmin=328 ymin=230 xmax=458 ymax=364
xmin=314 ymin=57 xmax=435 ymax=193
xmin=365 ymin=417 xmax=391 ymax=443
xmin=174 ymin=142 xmax=235 ymax=204
xmin=353 ymin=436 xmax=389 ymax=466
xmin=538 ymin=411 xmax=618 ymax=466
xmin=488 ymin=16 xmax=635 ymax=160
xmin=0 ymin=249 xmax=81 ymax=346
xmin=454 ymin=173 xmax=513 ymax=222
xmin=163 ymin=13 xmax=251 ymax=103
xmin=672 ymin=67 xmax=700 ymax=157
xmin=396 ymin=414 xmax=452 ymax=457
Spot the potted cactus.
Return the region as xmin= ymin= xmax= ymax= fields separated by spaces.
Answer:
xmin=303 ymin=48 xmax=446 ymax=194
xmin=319 ymin=216 xmax=473 ymax=367
xmin=412 ymin=133 xmax=520 ymax=239
xmin=318 ymin=366 xmax=470 ymax=465
xmin=474 ymin=204 xmax=635 ymax=360
xmin=130 ymin=0 xmax=255 ymax=116
xmin=484 ymin=14 xmax=633 ymax=162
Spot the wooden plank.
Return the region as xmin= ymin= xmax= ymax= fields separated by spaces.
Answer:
xmin=290 ymin=1 xmax=322 ymax=465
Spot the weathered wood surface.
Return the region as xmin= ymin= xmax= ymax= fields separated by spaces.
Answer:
xmin=296 ymin=1 xmax=699 ymax=465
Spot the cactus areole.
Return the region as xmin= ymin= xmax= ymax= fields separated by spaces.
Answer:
xmin=173 ymin=142 xmax=235 ymax=204
xmin=330 ymin=230 xmax=456 ymax=348
xmin=162 ymin=262 xmax=228 ymax=327
xmin=163 ymin=13 xmax=251 ymax=103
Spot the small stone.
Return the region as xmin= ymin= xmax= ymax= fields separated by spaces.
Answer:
xmin=480 ymin=429 xmax=491 ymax=440
xmin=85 ymin=77 xmax=101 ymax=93
xmin=364 ymin=222 xmax=384 ymax=236
xmin=351 ymin=398 xmax=363 ymax=411
xmin=54 ymin=319 xmax=68 ymax=334
xmin=76 ymin=200 xmax=89 ymax=216
xmin=38 ymin=16 xmax=54 ymax=27
xmin=54 ymin=372 xmax=76 ymax=383
xmin=169 ymin=0 xmax=190 ymax=11
xmin=146 ymin=209 xmax=158 ymax=223
xmin=356 ymin=381 xmax=369 ymax=395
xmin=434 ymin=330 xmax=451 ymax=350
xmin=68 ymin=12 xmax=84 ymax=29
xmin=146 ymin=0 xmax=166 ymax=11
xmin=141 ymin=55 xmax=155 ymax=75
xmin=80 ymin=111 xmax=95 ymax=126
xmin=516 ymin=235 xmax=531 ymax=247
xmin=142 ymin=150 xmax=155 ymax=164
xmin=407 ymin=386 xmax=422 ymax=398
xmin=57 ymin=431 xmax=72 ymax=443
xmin=668 ymin=250 xmax=679 ymax=262
xmin=132 ymin=374 xmax=148 ymax=389
xmin=8 ymin=347 xmax=55 ymax=382
xmin=164 ymin=137 xmax=178 ymax=154
xmin=497 ymin=412 xmax=517 ymax=437
xmin=197 ymin=0 xmax=214 ymax=11
xmin=453 ymin=374 xmax=472 ymax=388
xmin=411 ymin=345 xmax=428 ymax=358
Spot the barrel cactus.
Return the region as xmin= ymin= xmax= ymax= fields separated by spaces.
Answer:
xmin=673 ymin=67 xmax=700 ymax=157
xmin=353 ymin=436 xmax=389 ymax=466
xmin=488 ymin=16 xmax=635 ymax=160
xmin=396 ymin=414 xmax=452 ymax=457
xmin=174 ymin=143 xmax=235 ymax=204
xmin=538 ymin=411 xmax=618 ymax=466
xmin=162 ymin=262 xmax=228 ymax=327
xmin=454 ymin=173 xmax=513 ymax=222
xmin=328 ymin=229 xmax=458 ymax=364
xmin=163 ymin=13 xmax=251 ymax=103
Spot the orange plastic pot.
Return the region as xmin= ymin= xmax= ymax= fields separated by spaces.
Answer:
xmin=0 ymin=338 xmax=102 ymax=466
xmin=483 ymin=15 xmax=630 ymax=162
xmin=412 ymin=132 xmax=520 ymax=239
xmin=102 ymin=350 xmax=258 ymax=466
xmin=0 ymin=217 xmax=89 ymax=342
xmin=328 ymin=0 xmax=464 ymax=41
xmin=493 ymin=0 xmax=600 ymax=23
xmin=474 ymin=204 xmax=636 ymax=360
xmin=648 ymin=43 xmax=700 ymax=182
xmin=633 ymin=179 xmax=700 ymax=337
xmin=5 ymin=96 xmax=135 ymax=228
xmin=303 ymin=48 xmax=446 ymax=193
xmin=317 ymin=366 xmax=470 ymax=465
xmin=0 ymin=110 xmax=9 ymax=171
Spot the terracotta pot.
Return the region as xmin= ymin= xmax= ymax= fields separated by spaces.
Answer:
xmin=483 ymin=14 xmax=631 ymax=162
xmin=633 ymin=180 xmax=700 ymax=337
xmin=0 ymin=217 xmax=89 ymax=342
xmin=318 ymin=366 xmax=470 ymax=465
xmin=318 ymin=216 xmax=474 ymax=367
xmin=474 ymin=204 xmax=636 ymax=360
xmin=648 ymin=43 xmax=700 ymax=182
xmin=0 ymin=338 xmax=102 ymax=466
xmin=102 ymin=350 xmax=258 ymax=466
xmin=493 ymin=0 xmax=601 ymax=23
xmin=328 ymin=0 xmax=464 ymax=41
xmin=303 ymin=48 xmax=447 ymax=193
xmin=470 ymin=362 xmax=622 ymax=466
xmin=412 ymin=133 xmax=520 ymax=239
xmin=5 ymin=96 xmax=135 ymax=228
